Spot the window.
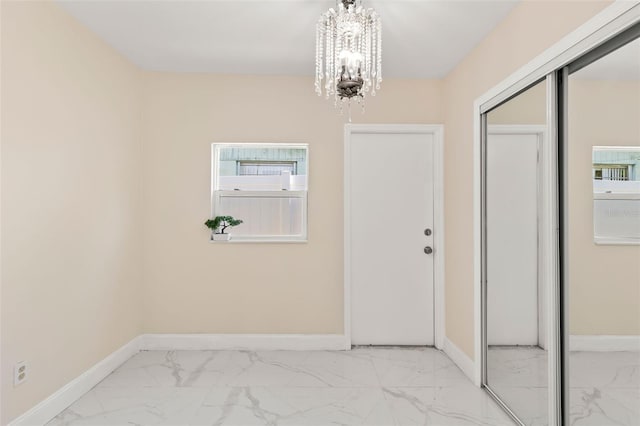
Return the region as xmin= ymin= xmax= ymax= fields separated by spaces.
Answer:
xmin=211 ymin=143 xmax=308 ymax=242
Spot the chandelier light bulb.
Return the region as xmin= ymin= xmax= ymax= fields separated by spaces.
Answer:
xmin=315 ymin=0 xmax=382 ymax=117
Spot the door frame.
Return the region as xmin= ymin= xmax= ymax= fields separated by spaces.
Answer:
xmin=343 ymin=124 xmax=445 ymax=350
xmin=487 ymin=124 xmax=548 ymax=350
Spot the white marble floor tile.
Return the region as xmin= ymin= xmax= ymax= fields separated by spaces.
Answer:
xmin=47 ymin=391 xmax=113 ymax=426
xmin=47 ymin=348 xmax=517 ymax=426
xmin=570 ymin=387 xmax=640 ymax=426
xmin=192 ymin=387 xmax=395 ymax=425
xmin=382 ymin=386 xmax=513 ymax=426
xmin=486 ymin=347 xmax=549 ymax=425
xmin=49 ymin=387 xmax=209 ymax=425
xmin=487 ymin=347 xmax=548 ymax=388
xmin=288 ymin=350 xmax=381 ymax=387
xmin=366 ymin=347 xmax=470 ymax=387
xmin=46 ymin=347 xmax=640 ymax=426
xmin=211 ymin=350 xmax=380 ymax=388
xmin=213 ymin=351 xmax=315 ymax=388
xmin=484 ymin=387 xmax=549 ymax=426
xmin=569 ymin=351 xmax=640 ymax=389
xmin=98 ymin=351 xmax=226 ymax=388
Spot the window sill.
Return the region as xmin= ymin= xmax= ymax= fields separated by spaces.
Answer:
xmin=594 ymin=237 xmax=640 ymax=246
xmin=209 ymin=238 xmax=308 ymax=244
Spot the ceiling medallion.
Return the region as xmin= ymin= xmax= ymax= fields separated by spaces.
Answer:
xmin=315 ymin=0 xmax=382 ymax=120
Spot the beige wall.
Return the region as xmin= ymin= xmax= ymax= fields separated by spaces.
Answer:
xmin=443 ymin=0 xmax=612 ymax=358
xmin=1 ymin=2 xmax=143 ymax=423
xmin=141 ymin=74 xmax=442 ymax=333
xmin=568 ymin=79 xmax=640 ymax=335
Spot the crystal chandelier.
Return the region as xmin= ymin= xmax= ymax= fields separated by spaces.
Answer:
xmin=315 ymin=0 xmax=382 ymax=117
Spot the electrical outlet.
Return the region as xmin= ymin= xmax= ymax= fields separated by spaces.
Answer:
xmin=14 ymin=361 xmax=28 ymax=386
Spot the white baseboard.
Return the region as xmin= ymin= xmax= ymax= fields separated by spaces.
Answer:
xmin=139 ymin=333 xmax=349 ymax=351
xmin=570 ymin=335 xmax=640 ymax=352
xmin=443 ymin=337 xmax=475 ymax=383
xmin=9 ymin=336 xmax=141 ymax=426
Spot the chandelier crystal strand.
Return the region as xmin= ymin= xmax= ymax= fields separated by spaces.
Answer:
xmin=365 ymin=16 xmax=371 ymax=94
xmin=376 ymin=13 xmax=382 ymax=90
xmin=330 ymin=15 xmax=336 ymax=99
xmin=315 ymin=19 xmax=323 ymax=96
xmin=371 ymin=17 xmax=376 ymax=97
xmin=324 ymin=13 xmax=333 ymax=98
xmin=315 ymin=0 xmax=382 ymax=114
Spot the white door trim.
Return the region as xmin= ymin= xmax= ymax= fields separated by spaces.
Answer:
xmin=344 ymin=124 xmax=445 ymax=350
xmin=473 ymin=1 xmax=640 ymax=388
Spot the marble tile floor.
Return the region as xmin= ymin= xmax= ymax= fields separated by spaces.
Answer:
xmin=487 ymin=347 xmax=640 ymax=426
xmin=47 ymin=347 xmax=515 ymax=426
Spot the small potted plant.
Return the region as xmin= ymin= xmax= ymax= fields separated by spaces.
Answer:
xmin=205 ymin=215 xmax=243 ymax=241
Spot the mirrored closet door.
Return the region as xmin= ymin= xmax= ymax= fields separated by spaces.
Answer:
xmin=481 ymin=19 xmax=640 ymax=426
xmin=482 ymin=80 xmax=553 ymax=426
xmin=561 ymin=31 xmax=640 ymax=426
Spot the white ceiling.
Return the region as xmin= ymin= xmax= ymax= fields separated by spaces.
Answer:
xmin=573 ymin=38 xmax=640 ymax=81
xmin=55 ymin=0 xmax=519 ymax=79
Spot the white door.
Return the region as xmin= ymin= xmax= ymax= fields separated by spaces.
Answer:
xmin=348 ymin=130 xmax=434 ymax=345
xmin=487 ymin=132 xmax=539 ymax=346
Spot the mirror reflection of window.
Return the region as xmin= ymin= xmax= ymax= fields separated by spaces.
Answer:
xmin=592 ymin=147 xmax=640 ymax=243
xmin=593 ymin=146 xmax=640 ymax=184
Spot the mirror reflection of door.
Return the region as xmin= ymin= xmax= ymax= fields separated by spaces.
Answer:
xmin=486 ymin=127 xmax=542 ymax=347
xmin=566 ymin=36 xmax=640 ymax=426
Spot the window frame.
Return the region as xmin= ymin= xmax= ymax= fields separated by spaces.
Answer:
xmin=211 ymin=143 xmax=309 ymax=243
